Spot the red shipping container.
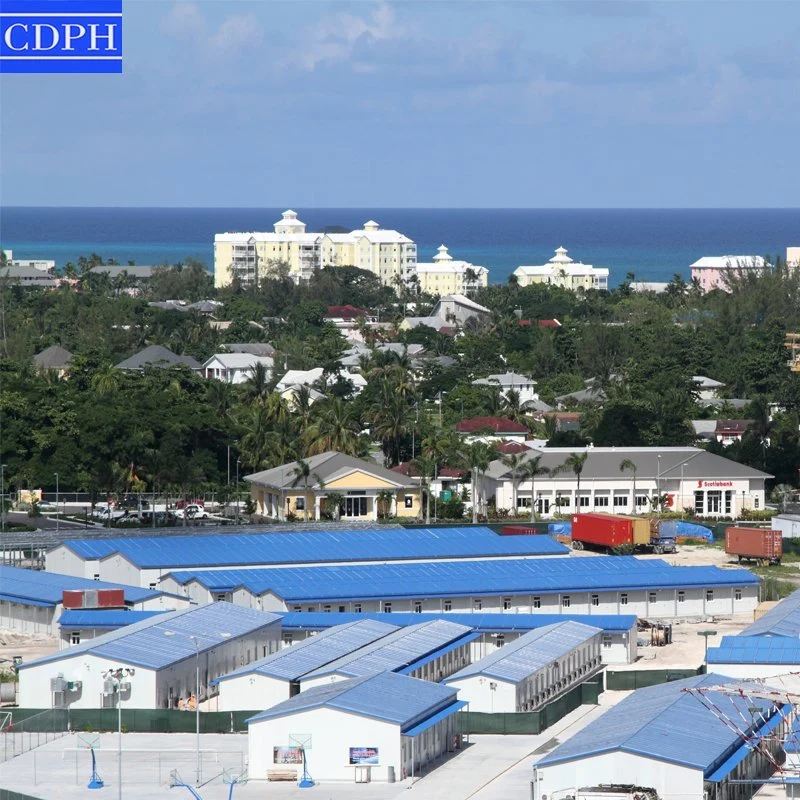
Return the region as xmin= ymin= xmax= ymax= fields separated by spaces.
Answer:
xmin=62 ymin=590 xmax=85 ymax=609
xmin=570 ymin=513 xmax=635 ymax=551
xmin=725 ymin=527 xmax=782 ymax=565
xmin=98 ymin=589 xmax=125 ymax=607
xmin=501 ymin=525 xmax=540 ymax=536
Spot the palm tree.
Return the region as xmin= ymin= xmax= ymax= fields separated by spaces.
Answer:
xmin=91 ymin=364 xmax=121 ymax=395
xmin=559 ymin=451 xmax=589 ymax=513
xmin=465 ymin=441 xmax=497 ymax=522
xmin=376 ymin=488 xmax=394 ymax=520
xmin=501 ymin=389 xmax=524 ymax=422
xmin=325 ymin=490 xmax=344 ymax=521
xmin=412 ymin=455 xmax=435 ymax=524
xmin=501 ymin=453 xmax=525 ymax=516
xmin=305 ymin=397 xmax=363 ymax=456
xmin=519 ymin=455 xmax=549 ymax=522
xmin=243 ymin=362 xmax=272 ymax=405
xmin=291 ymin=458 xmax=320 ymax=522
xmin=619 ymin=458 xmax=638 ymax=514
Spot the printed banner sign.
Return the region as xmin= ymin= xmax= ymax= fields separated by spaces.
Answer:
xmin=273 ymin=746 xmax=303 ymax=765
xmin=1 ymin=0 xmax=122 ymax=73
xmin=349 ymin=747 xmax=379 ymax=765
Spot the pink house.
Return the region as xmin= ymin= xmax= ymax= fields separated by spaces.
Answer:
xmin=690 ymin=255 xmax=766 ymax=293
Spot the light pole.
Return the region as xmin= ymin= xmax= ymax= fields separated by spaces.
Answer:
xmin=0 ymin=463 xmax=7 ymax=536
xmin=54 ymin=472 xmax=59 ymax=533
xmin=235 ymin=459 xmax=241 ymax=525
xmin=656 ymin=455 xmax=662 ymax=517
xmin=164 ymin=630 xmax=230 ymax=786
xmin=102 ymin=666 xmax=135 ymax=800
xmin=697 ymin=630 xmax=717 ymax=665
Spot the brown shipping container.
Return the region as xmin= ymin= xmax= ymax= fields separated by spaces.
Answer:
xmin=725 ymin=527 xmax=782 ymax=564
xmin=501 ymin=525 xmax=539 ymax=536
xmin=570 ymin=513 xmax=635 ymax=549
xmin=629 ymin=518 xmax=652 ymax=546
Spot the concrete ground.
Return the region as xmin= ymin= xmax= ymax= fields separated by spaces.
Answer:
xmin=0 ymin=698 xmax=622 ymax=800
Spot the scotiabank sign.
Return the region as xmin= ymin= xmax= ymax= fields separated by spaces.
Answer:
xmin=697 ymin=480 xmax=734 ymax=488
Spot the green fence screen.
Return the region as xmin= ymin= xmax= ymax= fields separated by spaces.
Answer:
xmin=7 ymin=708 xmax=261 ymax=734
xmin=457 ymin=679 xmax=602 ymax=735
xmin=604 ymin=666 xmax=704 ymax=691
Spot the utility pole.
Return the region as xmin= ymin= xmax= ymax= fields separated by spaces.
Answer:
xmin=54 ymin=472 xmax=59 ymax=533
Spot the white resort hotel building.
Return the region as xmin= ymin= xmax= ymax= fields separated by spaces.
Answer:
xmin=412 ymin=245 xmax=488 ymax=296
xmin=214 ymin=210 xmax=417 ymax=288
xmin=513 ymin=247 xmax=609 ymax=291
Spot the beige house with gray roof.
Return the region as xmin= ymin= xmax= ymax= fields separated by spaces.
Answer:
xmin=245 ymin=452 xmax=418 ymax=521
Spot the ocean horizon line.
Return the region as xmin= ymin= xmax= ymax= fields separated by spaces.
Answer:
xmin=3 ymin=205 xmax=800 ymax=212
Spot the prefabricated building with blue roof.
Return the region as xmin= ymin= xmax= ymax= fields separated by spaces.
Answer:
xmin=533 ymin=673 xmax=791 ymax=798
xmin=17 ymin=603 xmax=284 ymax=710
xmin=45 ymin=526 xmax=568 ymax=586
xmin=0 ymin=564 xmax=187 ymax=636
xmin=158 ymin=555 xmax=759 ymax=621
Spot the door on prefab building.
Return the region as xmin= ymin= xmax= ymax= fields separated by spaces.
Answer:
xmin=344 ymin=497 xmax=368 ymax=518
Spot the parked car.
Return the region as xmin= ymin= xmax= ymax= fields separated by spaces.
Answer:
xmin=36 ymin=501 xmax=58 ymax=512
xmin=93 ymin=506 xmax=127 ymax=521
xmin=172 ymin=503 xmax=208 ymax=520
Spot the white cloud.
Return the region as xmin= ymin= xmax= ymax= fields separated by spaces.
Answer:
xmin=160 ymin=1 xmax=206 ymax=40
xmin=210 ymin=14 xmax=263 ymax=54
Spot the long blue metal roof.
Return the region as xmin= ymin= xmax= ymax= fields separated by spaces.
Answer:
xmin=278 ymin=611 xmax=638 ymax=634
xmin=18 ymin=603 xmax=281 ymax=671
xmin=739 ymin=589 xmax=800 ymax=638
xmin=57 ymin=610 xmax=168 ymax=629
xmin=165 ymin=556 xmax=757 ymax=603
xmin=445 ymin=621 xmax=602 ymax=684
xmin=214 ymin=619 xmax=399 ymax=684
xmin=57 ymin=526 xmax=567 ymax=568
xmin=706 ymin=635 xmax=800 ymax=665
xmin=536 ymin=673 xmax=784 ymax=777
xmin=300 ymin=619 xmax=476 ymax=681
xmin=246 ymin=671 xmax=459 ymax=731
xmin=0 ymin=565 xmax=167 ymax=607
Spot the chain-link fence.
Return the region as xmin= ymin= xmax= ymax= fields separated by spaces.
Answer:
xmin=32 ymin=746 xmax=245 ymax=786
xmin=1 ymin=708 xmax=69 ymax=763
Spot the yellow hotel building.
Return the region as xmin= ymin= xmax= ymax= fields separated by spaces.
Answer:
xmin=214 ymin=210 xmax=417 ymax=288
xmin=413 ymin=245 xmax=489 ymax=296
xmin=513 ymin=247 xmax=609 ymax=291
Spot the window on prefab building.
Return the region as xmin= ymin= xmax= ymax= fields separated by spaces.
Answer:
xmin=295 ymin=497 xmax=305 ymax=511
xmin=383 ymin=602 xmax=392 ymax=613
xmin=591 ymin=594 xmax=599 ymax=607
xmin=706 ymin=590 xmax=714 ymax=602
xmin=353 ymin=603 xmax=362 ymax=613
xmin=444 ymin=600 xmax=453 ymax=611
xmin=562 ymin=596 xmax=570 ymax=608
xmin=620 ymin=593 xmax=628 ymax=605
xmin=735 ymin=589 xmax=742 ymax=601
xmin=613 ymin=495 xmax=628 ymax=507
xmin=602 ymin=635 xmax=612 ymax=649
xmin=649 ymin=592 xmax=657 ymax=604
xmin=496 ymin=634 xmax=505 ymax=648
xmin=414 ymin=601 xmax=423 ymax=613
xmin=503 ymin=597 xmax=512 ymax=610
xmin=579 ymin=495 xmax=590 ymax=507
xmin=594 ymin=496 xmax=609 ymax=508
xmin=323 ymin=605 xmax=331 ymax=612
xmin=636 ymin=496 xmax=649 ymax=507
xmin=678 ymin=591 xmax=685 ymax=603
xmin=473 ymin=598 xmax=482 ymax=611
xmin=70 ymin=632 xmax=80 ymax=645
xmin=533 ymin=596 xmax=541 ymax=609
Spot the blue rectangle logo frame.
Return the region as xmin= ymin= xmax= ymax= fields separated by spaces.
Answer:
xmin=1 ymin=0 xmax=122 ymax=73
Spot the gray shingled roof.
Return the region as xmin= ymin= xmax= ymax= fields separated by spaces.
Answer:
xmin=225 ymin=343 xmax=276 ymax=357
xmin=115 ymin=345 xmax=201 ymax=371
xmin=33 ymin=345 xmax=73 ymax=369
xmin=485 ymin=446 xmax=771 ymax=481
xmin=89 ymin=265 xmax=161 ymax=279
xmin=245 ymin=451 xmax=415 ymax=490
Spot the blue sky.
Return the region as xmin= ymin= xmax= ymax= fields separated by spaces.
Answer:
xmin=1 ymin=1 xmax=799 ymax=207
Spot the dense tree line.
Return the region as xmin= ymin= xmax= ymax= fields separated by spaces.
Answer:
xmin=0 ymin=255 xmax=798 ymax=501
